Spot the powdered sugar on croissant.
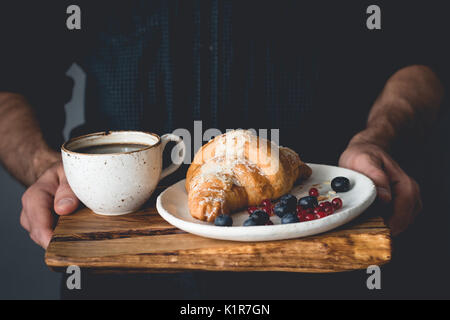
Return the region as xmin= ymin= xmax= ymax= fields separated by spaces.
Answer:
xmin=185 ymin=130 xmax=312 ymax=222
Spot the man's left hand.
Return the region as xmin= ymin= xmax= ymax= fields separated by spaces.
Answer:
xmin=339 ymin=140 xmax=422 ymax=236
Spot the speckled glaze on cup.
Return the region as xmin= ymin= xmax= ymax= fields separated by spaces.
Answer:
xmin=61 ymin=131 xmax=186 ymax=215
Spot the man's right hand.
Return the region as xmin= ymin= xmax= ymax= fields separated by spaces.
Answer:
xmin=0 ymin=93 xmax=79 ymax=248
xmin=20 ymin=161 xmax=79 ymax=249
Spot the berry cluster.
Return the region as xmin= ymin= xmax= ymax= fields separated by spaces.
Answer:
xmin=242 ymin=199 xmax=276 ymax=226
xmin=244 ymin=181 xmax=346 ymax=225
xmin=214 ymin=176 xmax=349 ymax=227
xmin=295 ymin=194 xmax=343 ymax=223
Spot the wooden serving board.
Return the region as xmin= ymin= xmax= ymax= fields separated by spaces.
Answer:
xmin=45 ymin=191 xmax=391 ymax=273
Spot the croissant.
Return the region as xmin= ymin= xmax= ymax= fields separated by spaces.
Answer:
xmin=185 ymin=130 xmax=312 ymax=222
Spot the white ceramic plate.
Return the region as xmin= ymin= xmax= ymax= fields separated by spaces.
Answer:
xmin=156 ymin=163 xmax=376 ymax=241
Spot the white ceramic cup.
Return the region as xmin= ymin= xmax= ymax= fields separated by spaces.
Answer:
xmin=61 ymin=131 xmax=186 ymax=215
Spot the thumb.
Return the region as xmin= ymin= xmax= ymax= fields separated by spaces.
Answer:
xmin=54 ymin=174 xmax=79 ymax=215
xmin=370 ymin=169 xmax=392 ymax=203
xmin=349 ymin=154 xmax=392 ymax=203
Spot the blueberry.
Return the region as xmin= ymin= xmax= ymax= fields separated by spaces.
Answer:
xmin=243 ymin=218 xmax=259 ymax=226
xmin=214 ymin=214 xmax=233 ymax=227
xmin=298 ymin=195 xmax=318 ymax=209
xmin=331 ymin=176 xmax=351 ymax=192
xmin=281 ymin=213 xmax=300 ymax=224
xmin=273 ymin=201 xmax=295 ymax=217
xmin=279 ymin=194 xmax=297 ymax=209
xmin=249 ymin=210 xmax=270 ymax=225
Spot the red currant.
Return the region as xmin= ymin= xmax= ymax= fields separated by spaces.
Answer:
xmin=263 ymin=205 xmax=274 ymax=216
xmin=298 ymin=211 xmax=305 ymax=220
xmin=309 ymin=188 xmax=319 ymax=197
xmin=261 ymin=199 xmax=272 ymax=207
xmin=313 ymin=207 xmax=322 ymax=215
xmin=315 ymin=211 xmax=327 ymax=219
xmin=331 ymin=198 xmax=343 ymax=210
xmin=247 ymin=206 xmax=259 ymax=215
xmin=304 ymin=213 xmax=316 ymax=221
xmin=324 ymin=205 xmax=334 ymax=215
xmin=305 ymin=208 xmax=314 ymax=214
xmin=296 ymin=205 xmax=303 ymax=214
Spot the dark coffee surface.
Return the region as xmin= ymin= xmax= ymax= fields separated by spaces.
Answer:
xmin=74 ymin=143 xmax=150 ymax=154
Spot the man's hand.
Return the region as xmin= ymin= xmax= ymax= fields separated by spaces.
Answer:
xmin=339 ymin=140 xmax=422 ymax=236
xmin=20 ymin=161 xmax=79 ymax=248
xmin=0 ymin=93 xmax=79 ymax=248
xmin=338 ymin=65 xmax=442 ymax=236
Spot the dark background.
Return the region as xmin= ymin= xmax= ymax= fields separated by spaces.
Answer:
xmin=0 ymin=1 xmax=449 ymax=299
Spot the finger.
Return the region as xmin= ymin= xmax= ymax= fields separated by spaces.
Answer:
xmin=30 ymin=224 xmax=54 ymax=249
xmin=19 ymin=209 xmax=30 ymax=231
xmin=349 ymin=154 xmax=392 ymax=203
xmin=22 ymin=186 xmax=56 ymax=248
xmin=382 ymin=157 xmax=421 ymax=236
xmin=368 ymin=167 xmax=392 ymax=203
xmin=54 ymin=168 xmax=79 ymax=215
xmin=387 ymin=178 xmax=417 ymax=236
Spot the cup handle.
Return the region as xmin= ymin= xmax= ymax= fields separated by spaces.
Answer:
xmin=160 ymin=134 xmax=186 ymax=180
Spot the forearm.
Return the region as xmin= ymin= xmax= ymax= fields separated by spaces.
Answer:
xmin=350 ymin=65 xmax=444 ymax=150
xmin=0 ymin=92 xmax=60 ymax=186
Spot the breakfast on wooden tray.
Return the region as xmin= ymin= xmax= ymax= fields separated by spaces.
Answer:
xmin=185 ymin=129 xmax=352 ymax=227
xmin=59 ymin=128 xmax=375 ymax=241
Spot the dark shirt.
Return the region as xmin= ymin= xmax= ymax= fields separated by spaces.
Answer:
xmin=1 ymin=0 xmax=446 ymax=163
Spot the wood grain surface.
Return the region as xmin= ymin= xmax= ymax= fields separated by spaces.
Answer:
xmin=45 ymin=196 xmax=391 ymax=273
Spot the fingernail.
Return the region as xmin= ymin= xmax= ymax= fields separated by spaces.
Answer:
xmin=57 ymin=198 xmax=74 ymax=207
